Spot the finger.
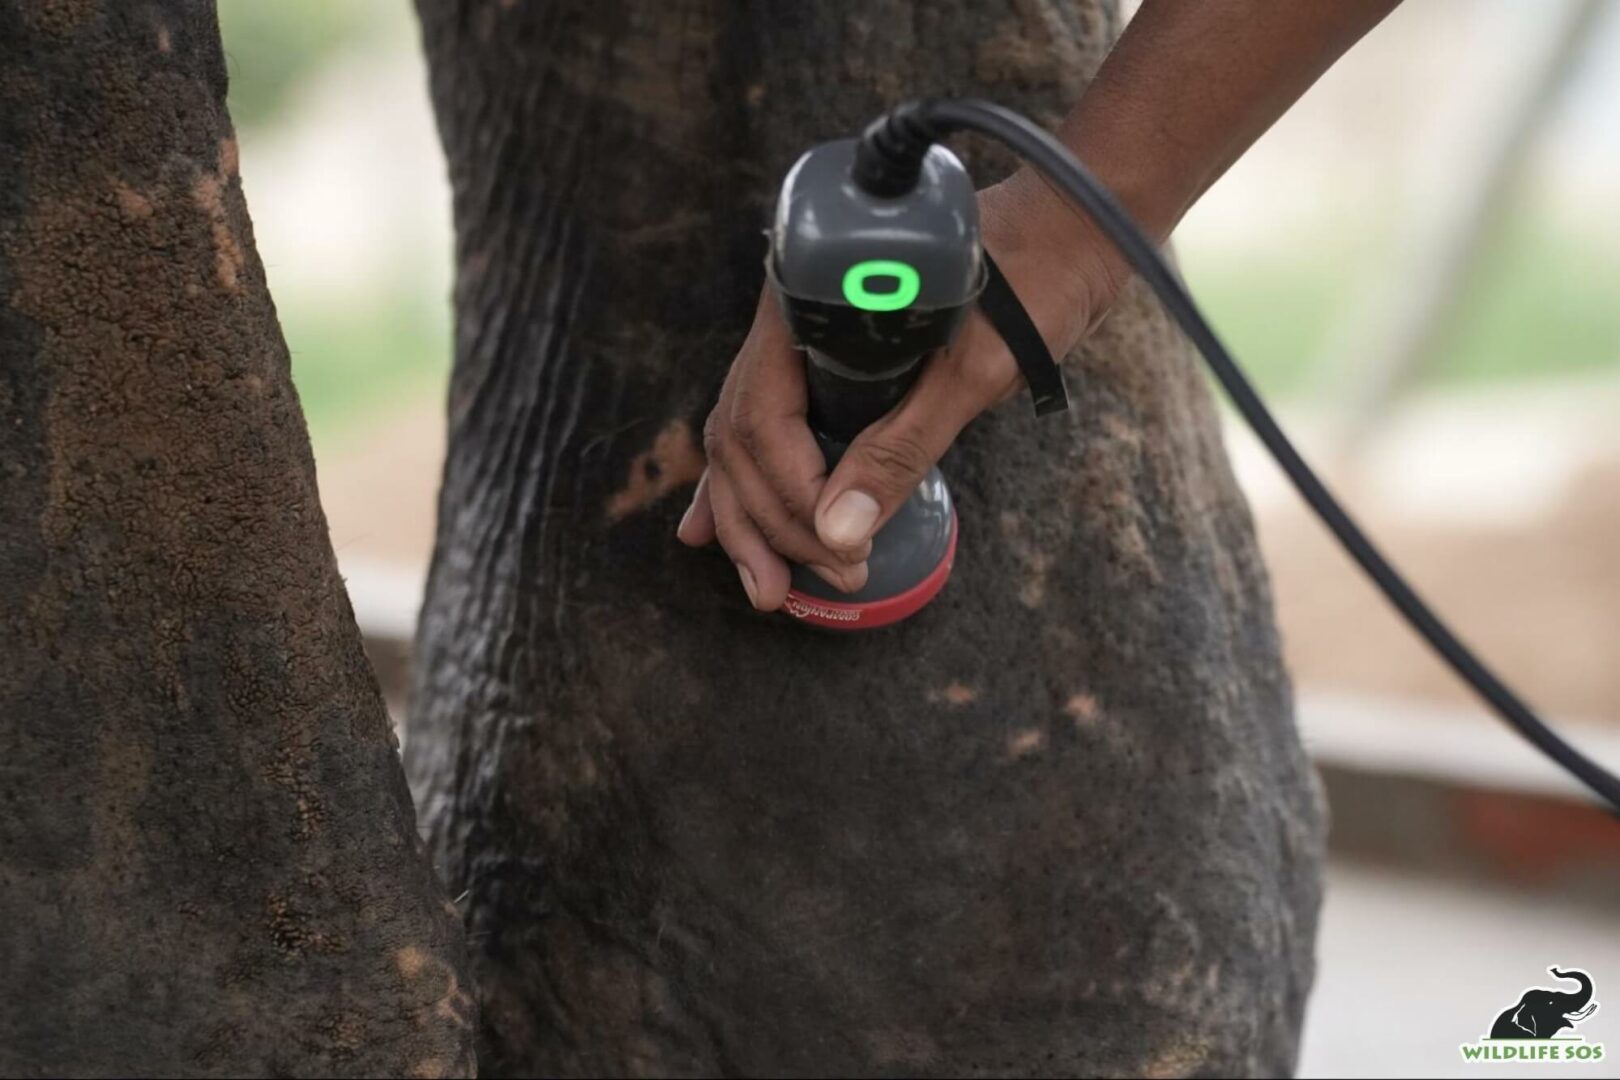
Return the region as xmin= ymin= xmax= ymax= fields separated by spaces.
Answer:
xmin=721 ymin=447 xmax=869 ymax=593
xmin=729 ymin=319 xmax=828 ymax=524
xmin=708 ymin=466 xmax=791 ymax=611
xmin=676 ymin=469 xmax=716 ymax=547
xmin=815 ymin=337 xmax=1013 ymax=554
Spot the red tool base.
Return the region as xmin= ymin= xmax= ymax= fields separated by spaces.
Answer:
xmin=781 ymin=512 xmax=958 ymax=631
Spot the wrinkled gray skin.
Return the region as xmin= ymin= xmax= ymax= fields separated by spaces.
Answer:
xmin=408 ymin=1 xmax=1328 ymax=1076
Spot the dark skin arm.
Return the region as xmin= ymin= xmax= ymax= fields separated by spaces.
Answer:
xmin=681 ymin=0 xmax=1403 ymax=609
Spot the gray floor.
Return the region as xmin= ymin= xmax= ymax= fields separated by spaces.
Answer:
xmin=1300 ymin=861 xmax=1619 ymax=1078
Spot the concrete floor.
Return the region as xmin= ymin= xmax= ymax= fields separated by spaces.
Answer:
xmin=1301 ymin=860 xmax=1619 ymax=1078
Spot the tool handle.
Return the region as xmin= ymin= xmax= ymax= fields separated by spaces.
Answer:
xmin=803 ymin=348 xmax=925 ymax=445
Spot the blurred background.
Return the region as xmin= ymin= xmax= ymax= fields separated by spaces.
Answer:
xmin=218 ymin=1 xmax=1620 ymax=1075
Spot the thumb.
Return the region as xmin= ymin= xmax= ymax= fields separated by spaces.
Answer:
xmin=813 ymin=366 xmax=983 ymax=554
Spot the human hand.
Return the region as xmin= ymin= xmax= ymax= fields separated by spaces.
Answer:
xmin=678 ymin=171 xmax=1125 ymax=610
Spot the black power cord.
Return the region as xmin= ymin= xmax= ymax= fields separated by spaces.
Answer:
xmin=856 ymin=97 xmax=1620 ymax=816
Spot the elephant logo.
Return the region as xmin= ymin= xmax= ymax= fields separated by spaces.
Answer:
xmin=1491 ymin=968 xmax=1599 ymax=1040
xmin=1462 ymin=967 xmax=1605 ymax=1064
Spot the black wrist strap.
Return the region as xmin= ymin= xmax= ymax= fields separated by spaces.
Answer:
xmin=977 ymin=251 xmax=1070 ymax=417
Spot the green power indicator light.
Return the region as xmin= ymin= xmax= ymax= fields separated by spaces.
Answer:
xmin=842 ymin=259 xmax=921 ymax=312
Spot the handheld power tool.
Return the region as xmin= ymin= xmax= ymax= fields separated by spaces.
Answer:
xmin=767 ymin=139 xmax=976 ymax=630
xmin=768 ymin=133 xmax=1066 ymax=630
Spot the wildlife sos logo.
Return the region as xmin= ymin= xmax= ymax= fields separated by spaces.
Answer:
xmin=1461 ymin=967 xmax=1603 ymax=1063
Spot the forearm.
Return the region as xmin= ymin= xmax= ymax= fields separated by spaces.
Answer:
xmin=1005 ymin=0 xmax=1400 ymax=261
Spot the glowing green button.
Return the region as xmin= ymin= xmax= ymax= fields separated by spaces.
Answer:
xmin=842 ymin=259 xmax=921 ymax=312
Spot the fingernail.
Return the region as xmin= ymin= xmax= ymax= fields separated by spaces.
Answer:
xmin=821 ymin=490 xmax=880 ymax=548
xmin=737 ymin=564 xmax=759 ymax=607
xmin=677 ymin=499 xmax=694 ymax=535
